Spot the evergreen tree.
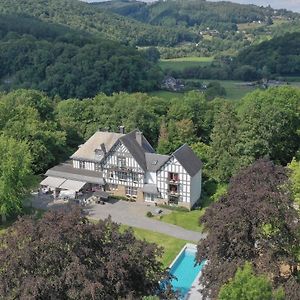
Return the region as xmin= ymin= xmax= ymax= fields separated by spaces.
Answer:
xmin=209 ymin=102 xmax=239 ymax=182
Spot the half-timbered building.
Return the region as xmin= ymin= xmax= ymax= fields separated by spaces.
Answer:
xmin=42 ymin=129 xmax=202 ymax=209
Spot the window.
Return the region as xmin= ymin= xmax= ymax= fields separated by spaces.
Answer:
xmin=95 ymin=163 xmax=101 ymax=172
xmin=169 ymin=172 xmax=179 ymax=182
xmin=169 ymin=184 xmax=178 ymax=194
xmin=79 ymin=161 xmax=85 ymax=169
xmin=131 ymin=173 xmax=139 ymax=182
xmin=125 ymin=186 xmax=138 ymax=197
xmin=117 ymin=156 xmax=126 ymax=168
xmin=117 ymin=171 xmax=127 ymax=181
xmin=109 ymin=171 xmax=114 ymax=179
xmin=144 ymin=193 xmax=155 ymax=202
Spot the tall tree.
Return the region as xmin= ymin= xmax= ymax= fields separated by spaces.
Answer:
xmin=197 ymin=159 xmax=300 ymax=299
xmin=0 ymin=208 xmax=173 ymax=299
xmin=0 ymin=135 xmax=32 ymax=223
xmin=237 ymin=87 xmax=300 ymax=166
xmin=209 ymin=102 xmax=239 ymax=182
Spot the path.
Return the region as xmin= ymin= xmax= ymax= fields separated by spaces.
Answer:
xmin=32 ymin=194 xmax=206 ymax=242
xmin=86 ymin=201 xmax=206 ymax=242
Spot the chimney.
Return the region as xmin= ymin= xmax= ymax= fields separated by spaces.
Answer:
xmin=119 ymin=126 xmax=125 ymax=134
xmin=100 ymin=143 xmax=106 ymax=155
xmin=136 ymin=131 xmax=142 ymax=146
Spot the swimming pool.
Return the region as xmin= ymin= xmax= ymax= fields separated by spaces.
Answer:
xmin=169 ymin=244 xmax=205 ymax=299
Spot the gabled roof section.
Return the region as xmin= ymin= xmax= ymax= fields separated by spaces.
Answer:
xmin=119 ymin=130 xmax=155 ymax=171
xmin=145 ymin=153 xmax=170 ymax=172
xmin=172 ymin=144 xmax=203 ymax=177
xmin=45 ymin=163 xmax=105 ymax=185
xmin=71 ymin=131 xmax=124 ymax=161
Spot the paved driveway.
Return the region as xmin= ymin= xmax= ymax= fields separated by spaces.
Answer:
xmin=31 ymin=193 xmax=206 ymax=242
xmin=86 ymin=200 xmax=206 ymax=242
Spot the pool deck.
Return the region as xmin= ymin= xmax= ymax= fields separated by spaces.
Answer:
xmin=185 ymin=269 xmax=204 ymax=300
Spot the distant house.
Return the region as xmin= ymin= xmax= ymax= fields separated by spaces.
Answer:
xmin=41 ymin=129 xmax=202 ymax=209
xmin=162 ymin=76 xmax=185 ymax=92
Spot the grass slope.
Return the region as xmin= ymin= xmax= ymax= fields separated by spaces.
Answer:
xmin=125 ymin=225 xmax=190 ymax=267
xmin=155 ymin=209 xmax=205 ymax=232
xmin=159 ymin=57 xmax=214 ymax=72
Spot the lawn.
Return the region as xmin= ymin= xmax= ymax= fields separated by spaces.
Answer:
xmin=120 ymin=225 xmax=190 ymax=267
xmin=203 ymin=79 xmax=257 ymax=100
xmin=149 ymin=80 xmax=257 ymax=101
xmin=159 ymin=56 xmax=214 ymax=72
xmin=148 ymin=90 xmax=183 ymax=100
xmin=155 ymin=209 xmax=205 ymax=233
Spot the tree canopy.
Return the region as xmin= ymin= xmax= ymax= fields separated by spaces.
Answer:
xmin=218 ymin=262 xmax=284 ymax=300
xmin=0 ymin=135 xmax=32 ymax=223
xmin=197 ymin=159 xmax=300 ymax=299
xmin=0 ymin=14 xmax=162 ymax=98
xmin=0 ymin=208 xmax=173 ymax=299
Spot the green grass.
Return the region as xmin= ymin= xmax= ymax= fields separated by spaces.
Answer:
xmin=148 ymin=90 xmax=183 ymax=100
xmin=203 ymin=79 xmax=257 ymax=100
xmin=155 ymin=209 xmax=205 ymax=233
xmin=159 ymin=56 xmax=214 ymax=72
xmin=120 ymin=225 xmax=190 ymax=267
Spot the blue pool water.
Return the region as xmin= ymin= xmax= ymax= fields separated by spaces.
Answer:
xmin=170 ymin=247 xmax=205 ymax=298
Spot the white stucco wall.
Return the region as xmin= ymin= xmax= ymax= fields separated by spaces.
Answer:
xmin=190 ymin=170 xmax=202 ymax=207
xmin=157 ymin=156 xmax=191 ymax=203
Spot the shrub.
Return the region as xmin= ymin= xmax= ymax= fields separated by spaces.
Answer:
xmin=146 ymin=211 xmax=154 ymax=218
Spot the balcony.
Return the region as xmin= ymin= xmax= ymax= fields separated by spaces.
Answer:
xmin=167 ymin=190 xmax=180 ymax=197
xmin=168 ymin=178 xmax=180 ymax=185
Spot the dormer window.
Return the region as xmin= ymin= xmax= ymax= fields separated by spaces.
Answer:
xmin=95 ymin=149 xmax=103 ymax=156
xmin=117 ymin=156 xmax=126 ymax=168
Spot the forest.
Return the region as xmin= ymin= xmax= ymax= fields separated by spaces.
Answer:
xmin=95 ymin=0 xmax=297 ymax=31
xmin=163 ymin=32 xmax=300 ymax=81
xmin=0 ymin=86 xmax=299 ymax=184
xmin=0 ymin=15 xmax=162 ymax=98
xmin=0 ymin=0 xmax=196 ymax=47
xmin=0 ymin=1 xmax=299 ymax=299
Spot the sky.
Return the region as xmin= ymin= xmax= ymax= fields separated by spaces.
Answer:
xmin=83 ymin=0 xmax=300 ymax=12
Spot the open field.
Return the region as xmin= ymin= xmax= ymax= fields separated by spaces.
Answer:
xmin=159 ymin=56 xmax=214 ymax=72
xmin=203 ymin=79 xmax=257 ymax=100
xmin=148 ymin=90 xmax=183 ymax=100
xmin=150 ymin=80 xmax=257 ymax=101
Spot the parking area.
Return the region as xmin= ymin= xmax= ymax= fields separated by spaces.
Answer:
xmin=31 ymin=193 xmax=206 ymax=242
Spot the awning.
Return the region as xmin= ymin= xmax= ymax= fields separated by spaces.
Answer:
xmin=142 ymin=184 xmax=159 ymax=195
xmin=40 ymin=177 xmax=66 ymax=188
xmin=59 ymin=180 xmax=86 ymax=192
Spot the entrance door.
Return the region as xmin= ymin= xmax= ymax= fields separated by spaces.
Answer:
xmin=144 ymin=193 xmax=155 ymax=202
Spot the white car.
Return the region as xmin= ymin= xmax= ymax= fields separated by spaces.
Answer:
xmin=41 ymin=186 xmax=50 ymax=194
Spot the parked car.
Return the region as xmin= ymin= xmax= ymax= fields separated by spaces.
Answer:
xmin=41 ymin=186 xmax=50 ymax=194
